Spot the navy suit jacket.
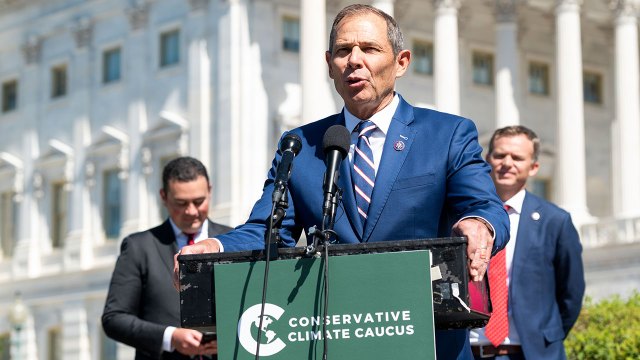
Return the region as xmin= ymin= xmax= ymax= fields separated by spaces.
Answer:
xmin=510 ymin=192 xmax=585 ymax=359
xmin=218 ymin=95 xmax=509 ymax=359
xmin=102 ymin=219 xmax=232 ymax=360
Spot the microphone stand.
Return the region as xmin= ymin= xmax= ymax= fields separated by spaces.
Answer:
xmin=255 ymin=189 xmax=289 ymax=359
xmin=305 ymin=188 xmax=341 ymax=360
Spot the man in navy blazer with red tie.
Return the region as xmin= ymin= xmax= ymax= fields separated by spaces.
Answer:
xmin=470 ymin=126 xmax=585 ymax=359
xmin=178 ymin=5 xmax=509 ymax=359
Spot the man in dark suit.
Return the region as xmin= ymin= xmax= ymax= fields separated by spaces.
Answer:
xmin=177 ymin=5 xmax=509 ymax=359
xmin=102 ymin=156 xmax=231 ymax=359
xmin=470 ymin=126 xmax=585 ymax=359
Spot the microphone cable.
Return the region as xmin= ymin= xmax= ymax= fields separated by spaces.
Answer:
xmin=255 ymin=200 xmax=278 ymax=359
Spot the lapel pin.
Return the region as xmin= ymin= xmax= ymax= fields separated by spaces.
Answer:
xmin=394 ymin=140 xmax=405 ymax=151
xmin=400 ymin=134 xmax=408 ymax=140
xmin=531 ymin=212 xmax=540 ymax=221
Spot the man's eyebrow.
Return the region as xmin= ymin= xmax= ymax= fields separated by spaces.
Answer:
xmin=334 ymin=40 xmax=382 ymax=48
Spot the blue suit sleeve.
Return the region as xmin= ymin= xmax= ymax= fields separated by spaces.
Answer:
xmin=445 ymin=118 xmax=510 ymax=253
xmin=554 ymin=213 xmax=585 ymax=336
xmin=217 ymin=134 xmax=302 ymax=252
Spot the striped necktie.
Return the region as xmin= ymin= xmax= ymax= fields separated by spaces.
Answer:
xmin=485 ymin=204 xmax=511 ymax=346
xmin=352 ymin=120 xmax=377 ymax=229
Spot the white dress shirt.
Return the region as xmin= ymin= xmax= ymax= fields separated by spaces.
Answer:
xmin=470 ymin=189 xmax=525 ymax=346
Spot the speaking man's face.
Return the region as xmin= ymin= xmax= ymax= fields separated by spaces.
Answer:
xmin=326 ymin=12 xmax=409 ymax=120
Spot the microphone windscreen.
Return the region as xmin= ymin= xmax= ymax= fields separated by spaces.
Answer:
xmin=279 ymin=133 xmax=303 ymax=154
xmin=323 ymin=125 xmax=350 ymax=158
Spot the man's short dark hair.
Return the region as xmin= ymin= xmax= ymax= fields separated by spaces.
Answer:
xmin=162 ymin=156 xmax=209 ymax=193
xmin=488 ymin=125 xmax=541 ymax=161
xmin=328 ymin=4 xmax=405 ymax=57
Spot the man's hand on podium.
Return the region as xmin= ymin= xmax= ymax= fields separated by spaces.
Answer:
xmin=452 ymin=218 xmax=494 ymax=282
xmin=173 ymin=239 xmax=221 ymax=291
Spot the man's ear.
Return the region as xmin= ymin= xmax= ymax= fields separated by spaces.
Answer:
xmin=326 ymin=51 xmax=334 ymax=79
xmin=395 ymin=49 xmax=411 ymax=78
xmin=159 ymin=189 xmax=167 ymax=202
xmin=529 ymin=161 xmax=540 ymax=177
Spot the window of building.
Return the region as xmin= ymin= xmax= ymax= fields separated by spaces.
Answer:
xmin=0 ymin=332 xmax=9 ymax=360
xmin=158 ymin=156 xmax=173 ymax=221
xmin=160 ymin=29 xmax=180 ymax=67
xmin=282 ymin=17 xmax=300 ymax=53
xmin=584 ymin=71 xmax=603 ymax=104
xmin=48 ymin=327 xmax=62 ymax=360
xmin=51 ymin=65 xmax=67 ymax=98
xmin=1 ymin=191 xmax=16 ymax=258
xmin=51 ymin=182 xmax=68 ymax=248
xmin=103 ymin=170 xmax=121 ymax=240
xmin=100 ymin=330 xmax=117 ymax=360
xmin=103 ymin=48 xmax=121 ymax=84
xmin=528 ymin=178 xmax=551 ymax=200
xmin=2 ymin=80 xmax=18 ymax=113
xmin=529 ymin=62 xmax=550 ymax=96
xmin=413 ymin=40 xmax=433 ymax=75
xmin=472 ymin=51 xmax=494 ymax=86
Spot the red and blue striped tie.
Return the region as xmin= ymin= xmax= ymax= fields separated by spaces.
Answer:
xmin=352 ymin=120 xmax=377 ymax=229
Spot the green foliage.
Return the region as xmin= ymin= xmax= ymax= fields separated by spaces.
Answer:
xmin=565 ymin=291 xmax=640 ymax=360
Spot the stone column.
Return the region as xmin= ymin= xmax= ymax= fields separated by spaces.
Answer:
xmin=301 ymin=0 xmax=336 ymax=123
xmin=13 ymin=36 xmax=43 ymax=278
xmin=218 ymin=0 xmax=269 ymax=224
xmin=611 ymin=0 xmax=640 ymax=217
xmin=187 ymin=0 xmax=212 ymax=167
xmin=433 ymin=0 xmax=461 ymax=115
xmin=372 ymin=0 xmax=395 ymax=17
xmin=554 ymin=0 xmax=592 ymax=227
xmin=65 ymin=17 xmax=93 ymax=271
xmin=494 ymin=0 xmax=520 ymax=127
xmin=61 ymin=304 xmax=90 ymax=360
xmin=121 ymin=1 xmax=151 ymax=234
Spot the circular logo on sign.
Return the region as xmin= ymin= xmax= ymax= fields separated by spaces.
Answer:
xmin=238 ymin=303 xmax=287 ymax=356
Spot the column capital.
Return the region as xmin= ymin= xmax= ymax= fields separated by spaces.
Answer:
xmin=610 ymin=0 xmax=639 ymax=19
xmin=127 ymin=1 xmax=150 ymax=31
xmin=556 ymin=0 xmax=582 ymax=12
xmin=433 ymin=0 xmax=461 ymax=11
xmin=21 ymin=36 xmax=41 ymax=65
xmin=495 ymin=0 xmax=519 ymax=23
xmin=71 ymin=17 xmax=93 ymax=49
xmin=189 ymin=0 xmax=209 ymax=12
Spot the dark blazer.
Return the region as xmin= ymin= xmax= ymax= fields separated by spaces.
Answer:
xmin=217 ymin=95 xmax=510 ymax=359
xmin=510 ymin=192 xmax=585 ymax=359
xmin=102 ymin=219 xmax=232 ymax=360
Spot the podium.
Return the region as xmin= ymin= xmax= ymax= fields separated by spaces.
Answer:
xmin=178 ymin=238 xmax=490 ymax=359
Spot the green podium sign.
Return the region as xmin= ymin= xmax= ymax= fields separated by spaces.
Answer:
xmin=214 ymin=250 xmax=435 ymax=359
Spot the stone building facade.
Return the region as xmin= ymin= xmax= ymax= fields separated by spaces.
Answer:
xmin=0 ymin=0 xmax=639 ymax=358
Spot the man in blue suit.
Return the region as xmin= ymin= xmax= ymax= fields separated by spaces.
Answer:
xmin=178 ymin=4 xmax=509 ymax=359
xmin=470 ymin=126 xmax=585 ymax=359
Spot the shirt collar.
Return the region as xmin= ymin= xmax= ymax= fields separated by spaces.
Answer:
xmin=504 ymin=189 xmax=526 ymax=214
xmin=168 ymin=218 xmax=206 ymax=241
xmin=344 ymin=93 xmax=399 ymax=135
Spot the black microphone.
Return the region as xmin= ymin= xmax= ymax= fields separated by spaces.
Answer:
xmin=322 ymin=125 xmax=350 ymax=220
xmin=272 ymin=133 xmax=303 ymax=203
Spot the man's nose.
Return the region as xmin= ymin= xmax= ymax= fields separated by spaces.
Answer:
xmin=185 ymin=202 xmax=198 ymax=215
xmin=348 ymin=47 xmax=364 ymax=68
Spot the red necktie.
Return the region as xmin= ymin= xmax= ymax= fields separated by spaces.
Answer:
xmin=485 ymin=205 xmax=510 ymax=347
xmin=186 ymin=233 xmax=195 ymax=246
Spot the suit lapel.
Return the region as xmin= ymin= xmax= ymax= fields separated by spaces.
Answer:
xmin=511 ymin=192 xmax=540 ymax=277
xmin=152 ymin=220 xmax=178 ymax=276
xmin=362 ymin=99 xmax=416 ymax=242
